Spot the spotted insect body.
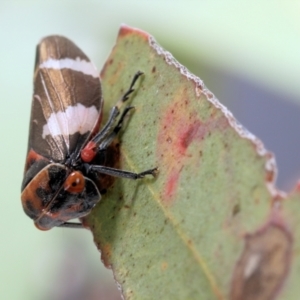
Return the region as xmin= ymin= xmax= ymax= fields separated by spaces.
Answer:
xmin=21 ymin=36 xmax=156 ymax=230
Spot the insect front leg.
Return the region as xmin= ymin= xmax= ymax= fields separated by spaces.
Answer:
xmin=98 ymin=105 xmax=135 ymax=151
xmin=93 ymin=70 xmax=144 ymax=145
xmin=81 ymin=71 xmax=144 ymax=163
xmin=88 ymin=105 xmax=157 ymax=180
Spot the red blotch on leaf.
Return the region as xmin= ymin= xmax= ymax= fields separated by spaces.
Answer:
xmin=157 ymin=97 xmax=206 ymax=203
xmin=165 ymin=171 xmax=180 ymax=198
xmin=178 ymin=121 xmax=203 ymax=153
xmin=157 ymin=88 xmax=229 ymax=204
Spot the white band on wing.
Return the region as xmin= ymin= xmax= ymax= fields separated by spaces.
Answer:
xmin=39 ymin=57 xmax=99 ymax=78
xmin=42 ymin=104 xmax=99 ymax=141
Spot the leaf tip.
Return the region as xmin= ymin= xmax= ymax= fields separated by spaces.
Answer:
xmin=118 ymin=24 xmax=150 ymax=41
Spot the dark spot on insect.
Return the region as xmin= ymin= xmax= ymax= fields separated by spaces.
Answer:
xmin=48 ymin=165 xmax=67 ymax=191
xmin=25 ymin=200 xmax=39 ymax=218
xmin=36 ymin=187 xmax=52 ymax=206
xmin=100 ymin=189 xmax=107 ymax=194
xmin=152 ymin=66 xmax=156 ymax=73
xmin=109 ymin=59 xmax=113 ymax=65
xmin=124 ymin=205 xmax=130 ymax=209
xmin=232 ymin=203 xmax=241 ymax=216
xmin=133 ymin=212 xmax=137 ymax=217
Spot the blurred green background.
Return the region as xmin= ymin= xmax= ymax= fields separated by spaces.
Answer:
xmin=1 ymin=1 xmax=300 ymax=299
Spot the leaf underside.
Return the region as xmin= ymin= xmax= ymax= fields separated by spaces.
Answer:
xmin=83 ymin=25 xmax=300 ymax=300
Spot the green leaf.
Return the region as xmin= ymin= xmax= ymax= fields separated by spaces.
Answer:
xmin=84 ymin=25 xmax=299 ymax=300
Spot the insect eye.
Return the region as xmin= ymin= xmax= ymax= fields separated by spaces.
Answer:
xmin=64 ymin=171 xmax=85 ymax=193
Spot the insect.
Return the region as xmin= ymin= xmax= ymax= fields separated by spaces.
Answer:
xmin=21 ymin=35 xmax=157 ymax=230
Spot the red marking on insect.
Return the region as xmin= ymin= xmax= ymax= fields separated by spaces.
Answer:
xmin=81 ymin=141 xmax=97 ymax=162
xmin=25 ymin=148 xmax=48 ymax=171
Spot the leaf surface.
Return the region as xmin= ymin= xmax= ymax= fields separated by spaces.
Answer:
xmin=84 ymin=25 xmax=300 ymax=300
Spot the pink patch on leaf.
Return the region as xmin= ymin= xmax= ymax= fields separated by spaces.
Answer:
xmin=157 ymin=99 xmax=208 ymax=203
xmin=165 ymin=171 xmax=180 ymax=198
xmin=177 ymin=121 xmax=203 ymax=154
xmin=157 ymin=93 xmax=230 ymax=204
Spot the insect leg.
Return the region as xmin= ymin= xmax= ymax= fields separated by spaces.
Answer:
xmin=117 ymin=71 xmax=144 ymax=106
xmin=92 ymin=106 xmax=120 ymax=145
xmin=90 ymin=165 xmax=158 ymax=179
xmin=90 ymin=71 xmax=143 ymax=146
xmin=98 ymin=106 xmax=135 ymax=151
xmin=80 ymin=72 xmax=145 ymax=164
xmin=89 ymin=71 xmax=157 ymax=180
xmin=58 ymin=222 xmax=84 ymax=229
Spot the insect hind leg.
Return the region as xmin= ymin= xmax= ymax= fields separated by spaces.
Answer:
xmin=99 ymin=105 xmax=135 ymax=151
xmin=88 ymin=71 xmax=143 ymax=148
xmin=117 ymin=70 xmax=144 ymax=107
